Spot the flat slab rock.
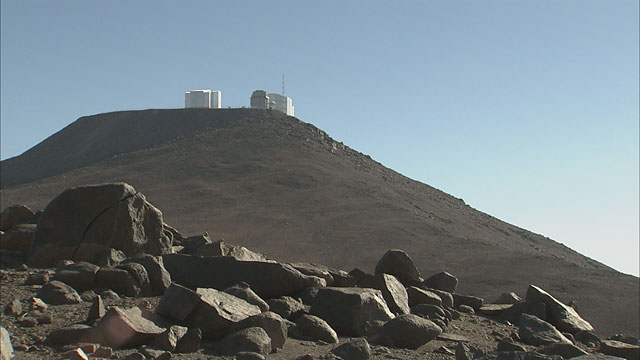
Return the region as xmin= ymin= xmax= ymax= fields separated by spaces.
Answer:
xmin=525 ymin=285 xmax=594 ymax=334
xmin=95 ymin=306 xmax=166 ymax=348
xmin=162 ymin=254 xmax=325 ymax=299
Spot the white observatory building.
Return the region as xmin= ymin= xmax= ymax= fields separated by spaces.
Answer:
xmin=268 ymin=93 xmax=295 ymax=116
xmin=185 ymin=89 xmax=221 ymax=109
xmin=250 ymin=90 xmax=294 ymax=116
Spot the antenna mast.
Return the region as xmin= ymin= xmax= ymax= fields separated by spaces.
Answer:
xmin=282 ymin=74 xmax=285 ymax=95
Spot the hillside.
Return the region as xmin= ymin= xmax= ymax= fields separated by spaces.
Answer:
xmin=1 ymin=108 xmax=637 ymax=337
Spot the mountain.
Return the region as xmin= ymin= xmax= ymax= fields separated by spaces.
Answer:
xmin=1 ymin=108 xmax=637 ymax=337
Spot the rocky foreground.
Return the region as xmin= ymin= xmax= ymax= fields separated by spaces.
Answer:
xmin=1 ymin=183 xmax=638 ymax=360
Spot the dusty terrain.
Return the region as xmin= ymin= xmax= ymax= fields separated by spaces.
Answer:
xmin=0 ymin=108 xmax=638 ymax=337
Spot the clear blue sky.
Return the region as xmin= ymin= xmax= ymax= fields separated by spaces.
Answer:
xmin=2 ymin=1 xmax=638 ymax=276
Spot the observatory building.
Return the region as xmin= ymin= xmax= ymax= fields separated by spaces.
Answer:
xmin=250 ymin=90 xmax=295 ymax=116
xmin=185 ymin=89 xmax=221 ymax=109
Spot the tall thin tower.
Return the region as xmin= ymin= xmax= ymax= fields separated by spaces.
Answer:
xmin=282 ymin=74 xmax=285 ymax=95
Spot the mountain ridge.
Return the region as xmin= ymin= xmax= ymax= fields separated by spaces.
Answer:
xmin=1 ymin=108 xmax=637 ymax=337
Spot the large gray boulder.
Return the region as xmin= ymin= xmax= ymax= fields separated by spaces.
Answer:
xmin=185 ymin=288 xmax=261 ymax=339
xmin=332 ymin=338 xmax=372 ymax=360
xmin=0 ymin=223 xmax=36 ymax=253
xmin=123 ymin=254 xmax=171 ymax=296
xmin=0 ymin=205 xmax=35 ymax=231
xmin=162 ymin=254 xmax=325 ymax=298
xmin=424 ymin=271 xmax=458 ymax=293
xmin=376 ymin=313 xmax=442 ymax=349
xmin=359 ymin=273 xmax=410 ymax=315
xmin=407 ymin=286 xmax=443 ymax=307
xmin=217 ymin=327 xmax=271 ymax=356
xmin=295 ymin=314 xmax=339 ymax=343
xmin=230 ymin=311 xmax=288 ymax=351
xmin=519 ymin=313 xmax=573 ymax=346
xmin=266 ymin=296 xmax=307 ymax=320
xmin=95 ymin=306 xmax=166 ymax=348
xmin=37 ymin=280 xmax=82 ymax=305
xmin=525 ymin=285 xmax=594 ymax=334
xmin=117 ymin=262 xmax=153 ymax=297
xmin=224 ymin=283 xmax=269 ymax=312
xmin=156 ymin=282 xmax=201 ymax=322
xmin=309 ymin=287 xmax=395 ymax=336
xmin=28 ymin=183 xmax=171 ymax=267
xmin=53 ymin=262 xmax=100 ymax=292
xmin=374 ymin=249 xmax=422 ymax=286
xmin=96 ymin=267 xmax=142 ymax=297
xmin=600 ymin=340 xmax=639 ymax=360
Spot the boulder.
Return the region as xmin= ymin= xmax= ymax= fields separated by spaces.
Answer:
xmin=332 ymin=338 xmax=371 ymax=360
xmin=37 ymin=280 xmax=82 ymax=305
xmin=95 ymin=306 xmax=166 ymax=348
xmin=162 ymin=254 xmax=325 ymax=298
xmin=156 ymin=282 xmax=201 ymax=322
xmin=152 ymin=325 xmax=188 ymax=351
xmin=600 ymin=340 xmax=639 ymax=360
xmin=453 ymin=294 xmax=484 ymax=310
xmin=328 ymin=268 xmax=357 ymax=287
xmin=359 ymin=273 xmax=410 ymax=315
xmin=424 ymin=288 xmax=454 ymax=308
xmin=374 ymin=249 xmax=422 ymax=286
xmin=117 ymin=262 xmax=153 ymax=297
xmin=407 ymin=287 xmax=443 ymax=307
xmin=53 ymin=262 xmax=100 ymax=292
xmin=1 ymin=326 xmax=13 ymax=360
xmin=4 ymin=298 xmax=22 ymax=316
xmin=0 ymin=224 xmax=36 ymax=253
xmin=519 ymin=313 xmax=572 ymax=346
xmin=309 ymin=287 xmax=395 ymax=337
xmin=48 ymin=324 xmax=96 ymax=345
xmin=538 ymin=343 xmax=588 ymax=358
xmin=24 ymin=272 xmax=50 ymax=285
xmin=185 ymin=288 xmax=261 ymax=339
xmin=192 ymin=239 xmax=269 ymax=262
xmin=376 ymin=314 xmax=442 ymax=349
xmin=479 ymin=304 xmax=514 ymax=317
xmin=291 ymin=263 xmax=335 ymax=285
xmin=493 ymin=292 xmax=523 ymax=304
xmin=218 ymin=327 xmax=271 ymax=356
xmin=410 ymin=304 xmax=447 ymax=323
xmin=96 ymin=267 xmax=141 ymax=297
xmin=231 ymin=311 xmax=288 ymax=351
xmin=224 ymin=282 xmax=269 ymax=312
xmin=28 ymin=183 xmax=171 ymax=267
xmin=179 ymin=233 xmax=212 ymax=254
xmin=267 ymin=296 xmax=307 ymax=320
xmin=0 ymin=205 xmax=36 ymax=231
xmin=175 ymin=327 xmax=201 ymax=353
xmin=87 ymin=295 xmax=106 ymax=322
xmin=498 ymin=339 xmax=527 ymax=352
xmin=94 ymin=248 xmax=126 ymax=267
xmin=424 ymin=272 xmax=458 ymax=293
xmin=525 ymin=285 xmax=594 ymax=334
xmin=123 ymin=254 xmax=171 ymax=296
xmin=295 ymin=314 xmax=338 ymax=343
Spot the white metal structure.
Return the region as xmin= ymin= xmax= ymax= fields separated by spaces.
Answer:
xmin=268 ymin=93 xmax=295 ymax=116
xmin=185 ymin=90 xmax=222 ymax=108
xmin=250 ymin=90 xmax=270 ymax=109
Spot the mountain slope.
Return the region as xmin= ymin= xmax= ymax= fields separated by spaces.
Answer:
xmin=1 ymin=109 xmax=637 ymax=337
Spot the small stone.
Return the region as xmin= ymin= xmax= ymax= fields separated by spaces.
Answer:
xmin=4 ymin=298 xmax=22 ymax=316
xmin=123 ymin=352 xmax=146 ymax=360
xmin=236 ymin=351 xmax=266 ymax=360
xmin=61 ymin=347 xmax=89 ymax=360
xmin=28 ymin=297 xmax=47 ymax=311
xmin=497 ymin=339 xmax=526 ymax=352
xmin=92 ymin=346 xmax=113 ymax=357
xmin=24 ymin=272 xmax=49 ymax=285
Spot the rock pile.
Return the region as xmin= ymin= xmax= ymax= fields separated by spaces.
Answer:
xmin=1 ymin=182 xmax=638 ymax=360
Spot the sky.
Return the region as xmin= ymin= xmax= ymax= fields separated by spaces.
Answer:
xmin=1 ymin=1 xmax=638 ymax=276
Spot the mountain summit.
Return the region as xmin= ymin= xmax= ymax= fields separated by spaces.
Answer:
xmin=1 ymin=108 xmax=637 ymax=336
